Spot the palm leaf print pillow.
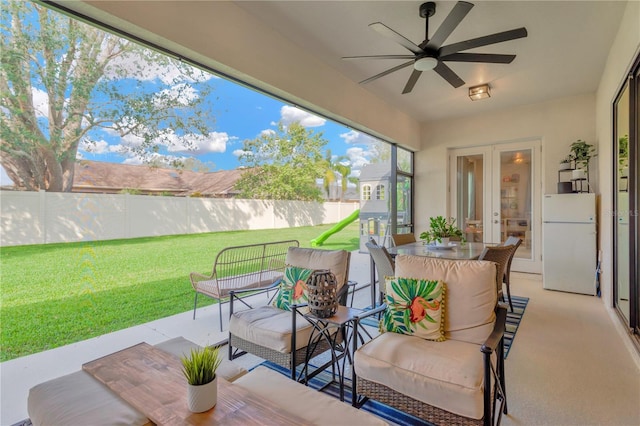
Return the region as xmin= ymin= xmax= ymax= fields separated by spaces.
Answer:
xmin=273 ymin=266 xmax=314 ymax=311
xmin=381 ymin=277 xmax=446 ymax=341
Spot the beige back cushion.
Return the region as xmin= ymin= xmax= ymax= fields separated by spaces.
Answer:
xmin=285 ymin=247 xmax=350 ymax=290
xmin=394 ymin=255 xmax=497 ymax=344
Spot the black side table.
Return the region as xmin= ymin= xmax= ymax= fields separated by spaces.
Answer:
xmin=301 ymin=306 xmax=364 ymax=402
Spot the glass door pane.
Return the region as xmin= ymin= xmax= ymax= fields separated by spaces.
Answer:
xmin=492 ymin=141 xmax=541 ymax=273
xmin=455 ymin=154 xmax=485 ymax=243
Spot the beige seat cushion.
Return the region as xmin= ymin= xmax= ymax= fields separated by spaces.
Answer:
xmin=229 ymin=305 xmax=315 ymax=352
xmin=234 ymin=366 xmax=388 ymax=425
xmin=286 ymin=247 xmax=350 ymax=288
xmin=395 ymin=256 xmax=497 ymax=344
xmin=354 ymin=332 xmax=489 ymax=420
xmin=28 ymin=370 xmax=151 ymax=426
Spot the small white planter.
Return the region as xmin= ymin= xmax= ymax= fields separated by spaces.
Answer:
xmin=572 ymin=169 xmax=586 ymax=180
xmin=435 ymin=237 xmax=450 ymax=247
xmin=559 ymin=162 xmax=572 ymax=171
xmin=187 ymin=377 xmax=217 ymax=413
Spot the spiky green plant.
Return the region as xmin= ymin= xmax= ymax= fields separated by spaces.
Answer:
xmin=180 ymin=346 xmax=222 ymax=386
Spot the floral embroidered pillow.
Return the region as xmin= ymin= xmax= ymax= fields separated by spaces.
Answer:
xmin=381 ymin=277 xmax=446 ymax=341
xmin=273 ymin=266 xmax=314 ymax=311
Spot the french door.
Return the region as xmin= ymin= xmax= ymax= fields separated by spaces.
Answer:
xmin=449 ymin=140 xmax=542 ymax=273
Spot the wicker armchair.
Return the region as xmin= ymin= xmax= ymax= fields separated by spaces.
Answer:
xmin=352 ymin=256 xmax=507 ymax=426
xmin=500 ymin=237 xmax=523 ymax=311
xmin=228 ymin=247 xmax=351 ymax=380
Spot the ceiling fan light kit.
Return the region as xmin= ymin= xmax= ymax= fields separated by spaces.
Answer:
xmin=343 ymin=1 xmax=527 ymax=94
xmin=469 ymin=84 xmax=490 ymax=100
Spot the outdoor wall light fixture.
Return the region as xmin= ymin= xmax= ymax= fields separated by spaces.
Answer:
xmin=469 ymin=84 xmax=491 ymax=101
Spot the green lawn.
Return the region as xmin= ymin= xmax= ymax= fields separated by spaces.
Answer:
xmin=0 ymin=223 xmax=360 ymax=362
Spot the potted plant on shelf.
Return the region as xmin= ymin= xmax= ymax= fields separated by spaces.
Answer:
xmin=419 ymin=216 xmax=464 ymax=246
xmin=181 ymin=346 xmax=222 ymax=413
xmin=559 ymin=155 xmax=573 ymax=170
xmin=569 ymin=139 xmax=596 ymax=180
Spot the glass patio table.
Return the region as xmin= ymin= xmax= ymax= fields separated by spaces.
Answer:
xmin=368 ymin=242 xmax=486 ymax=308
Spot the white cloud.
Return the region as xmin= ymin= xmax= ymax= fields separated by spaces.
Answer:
xmin=31 ymin=88 xmax=49 ymax=118
xmin=233 ymin=149 xmax=252 ymax=158
xmin=78 ymin=139 xmax=111 ymax=154
xmin=166 ymin=131 xmax=228 ymax=155
xmin=103 ymin=51 xmax=215 ymax=85
xmin=280 ymin=106 xmax=325 ymax=127
xmin=340 ymin=130 xmax=377 ymax=145
xmin=153 ymin=83 xmax=199 ymax=107
xmin=260 ymin=129 xmax=276 ymax=137
xmin=346 ymin=147 xmax=371 ymax=169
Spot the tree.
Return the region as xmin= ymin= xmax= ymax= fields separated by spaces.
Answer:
xmin=0 ymin=2 xmax=215 ymax=191
xmin=234 ymin=121 xmax=328 ymax=201
xmin=333 ymin=156 xmax=352 ymax=201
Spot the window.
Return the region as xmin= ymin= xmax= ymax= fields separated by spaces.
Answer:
xmin=362 ymin=185 xmax=371 ymax=200
xmin=376 ymin=184 xmax=385 ymax=200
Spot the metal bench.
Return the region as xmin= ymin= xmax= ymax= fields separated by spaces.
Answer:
xmin=190 ymin=240 xmax=300 ymax=330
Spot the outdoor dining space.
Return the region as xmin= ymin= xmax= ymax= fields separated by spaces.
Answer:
xmin=4 ymin=245 xmax=638 ymax=426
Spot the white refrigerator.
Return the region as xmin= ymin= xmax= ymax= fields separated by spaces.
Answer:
xmin=542 ymin=193 xmax=597 ymax=295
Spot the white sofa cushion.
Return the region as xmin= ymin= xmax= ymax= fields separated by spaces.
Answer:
xmin=394 ymin=256 xmax=497 ymax=344
xmin=286 ymin=247 xmax=350 ymax=289
xmin=234 ymin=366 xmax=388 ymax=425
xmin=354 ymin=332 xmax=488 ymax=420
xmin=229 ymin=305 xmax=314 ymax=352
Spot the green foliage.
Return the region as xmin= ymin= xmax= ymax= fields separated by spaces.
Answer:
xmin=0 ymin=2 xmax=215 ymax=191
xmin=0 ymin=222 xmax=359 ymax=361
xmin=119 ymin=188 xmax=141 ymax=195
xmin=569 ymin=140 xmax=596 ymax=170
xmin=419 ymin=216 xmax=463 ymax=244
xmin=234 ymin=121 xmax=328 ymax=201
xmin=181 ymin=346 xmax=222 ymax=385
xmin=618 ymin=134 xmax=629 ymax=172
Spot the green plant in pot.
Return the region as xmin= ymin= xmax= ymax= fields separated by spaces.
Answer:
xmin=419 ymin=216 xmax=464 ymax=246
xmin=181 ymin=346 xmax=222 ymax=413
xmin=570 ymin=139 xmax=596 ymax=171
xmin=559 ymin=155 xmax=573 ymax=170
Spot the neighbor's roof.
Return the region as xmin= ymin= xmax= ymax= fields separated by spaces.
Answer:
xmin=73 ymin=160 xmax=246 ymax=196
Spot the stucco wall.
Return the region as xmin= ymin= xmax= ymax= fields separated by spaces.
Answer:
xmin=415 ymin=93 xmax=596 ymax=231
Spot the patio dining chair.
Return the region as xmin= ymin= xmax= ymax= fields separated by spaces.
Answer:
xmin=365 ymin=239 xmax=395 ymax=307
xmin=391 ymin=233 xmax=416 ymax=246
xmin=478 ymin=245 xmax=515 ymax=303
xmin=500 ymin=236 xmax=523 ymax=311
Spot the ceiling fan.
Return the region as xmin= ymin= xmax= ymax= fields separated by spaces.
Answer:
xmin=343 ymin=1 xmax=527 ymax=94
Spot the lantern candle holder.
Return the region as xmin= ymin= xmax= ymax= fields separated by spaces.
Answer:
xmin=307 ymin=269 xmax=338 ymax=318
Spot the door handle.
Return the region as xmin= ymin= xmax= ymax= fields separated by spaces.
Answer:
xmin=494 ymin=220 xmax=499 ymax=224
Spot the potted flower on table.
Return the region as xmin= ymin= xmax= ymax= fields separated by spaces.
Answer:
xmin=419 ymin=216 xmax=464 ymax=246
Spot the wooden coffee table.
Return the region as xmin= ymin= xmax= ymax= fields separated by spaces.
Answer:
xmin=83 ymin=342 xmax=309 ymax=425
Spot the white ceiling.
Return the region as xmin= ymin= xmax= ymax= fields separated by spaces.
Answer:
xmin=235 ymin=1 xmax=627 ymax=123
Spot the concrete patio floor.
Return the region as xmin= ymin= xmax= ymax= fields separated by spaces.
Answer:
xmin=2 ymin=249 xmax=639 ymax=425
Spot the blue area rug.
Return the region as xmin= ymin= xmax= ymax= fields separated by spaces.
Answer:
xmin=360 ymin=295 xmax=529 ymax=359
xmin=254 ymin=360 xmax=433 ymax=426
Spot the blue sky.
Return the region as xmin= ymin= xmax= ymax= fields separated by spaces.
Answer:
xmin=0 ymin=4 xmax=383 ymax=186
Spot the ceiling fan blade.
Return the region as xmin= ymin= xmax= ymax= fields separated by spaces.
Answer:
xmin=424 ymin=1 xmax=474 ymax=51
xmin=439 ymin=27 xmax=528 ymax=57
xmin=434 ymin=61 xmax=465 ymax=88
xmin=342 ymin=54 xmax=417 ymax=60
xmin=440 ymin=53 xmax=516 ymax=63
xmin=359 ymin=60 xmax=414 ymax=85
xmin=402 ymin=69 xmax=423 ymax=94
xmin=369 ymin=22 xmax=424 ymax=55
